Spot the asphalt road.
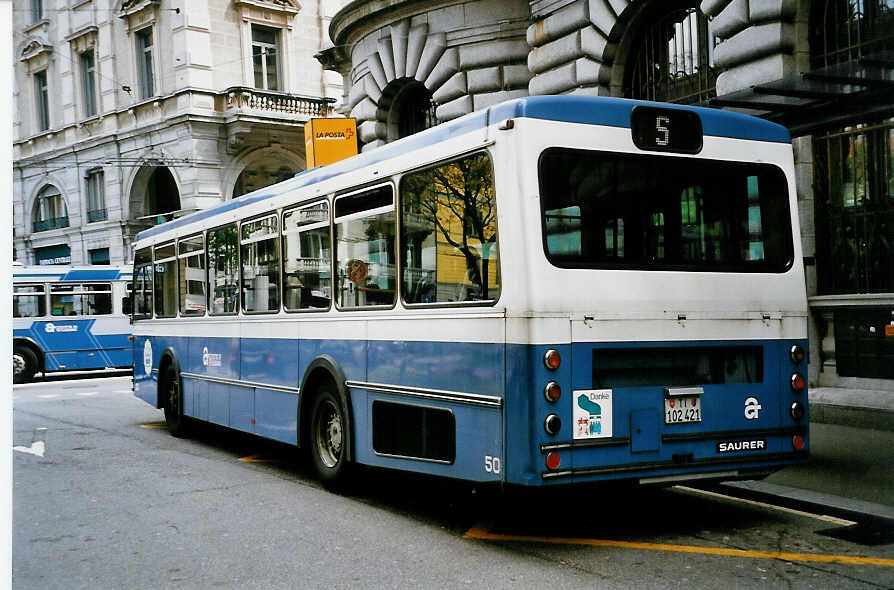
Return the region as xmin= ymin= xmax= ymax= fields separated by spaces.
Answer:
xmin=12 ymin=375 xmax=894 ymax=589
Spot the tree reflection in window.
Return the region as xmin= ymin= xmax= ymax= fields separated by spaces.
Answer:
xmin=400 ymin=153 xmax=500 ymax=304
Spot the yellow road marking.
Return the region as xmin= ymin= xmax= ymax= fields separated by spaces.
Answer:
xmin=675 ymin=486 xmax=857 ymax=527
xmin=463 ymin=524 xmax=894 ymax=567
xmin=139 ymin=423 xmax=166 ymax=429
xmin=238 ymin=455 xmax=278 ymax=463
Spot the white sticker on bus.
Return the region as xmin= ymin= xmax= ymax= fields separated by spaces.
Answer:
xmin=202 ymin=347 xmax=222 ymax=368
xmin=143 ymin=340 xmax=152 ymax=376
xmin=573 ymin=389 xmax=613 ymax=439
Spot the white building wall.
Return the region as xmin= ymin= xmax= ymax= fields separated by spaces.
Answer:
xmin=13 ymin=0 xmax=337 ymax=266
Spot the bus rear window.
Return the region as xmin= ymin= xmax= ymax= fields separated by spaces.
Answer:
xmin=539 ymin=148 xmax=793 ymax=272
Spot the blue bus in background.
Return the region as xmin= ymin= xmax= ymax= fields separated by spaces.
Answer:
xmin=131 ymin=96 xmax=809 ymax=492
xmin=13 ymin=265 xmax=133 ymax=383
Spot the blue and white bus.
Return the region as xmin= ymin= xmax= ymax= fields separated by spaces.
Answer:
xmin=13 ymin=265 xmax=133 ymax=383
xmin=132 ymin=96 xmax=809 ymax=491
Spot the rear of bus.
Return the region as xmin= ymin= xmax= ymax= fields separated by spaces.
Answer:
xmin=496 ymin=97 xmax=808 ymax=487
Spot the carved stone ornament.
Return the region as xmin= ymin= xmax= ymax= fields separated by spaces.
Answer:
xmin=120 ymin=0 xmax=157 ymax=17
xmin=20 ymin=39 xmax=52 ymax=62
xmin=235 ymin=0 xmax=300 ymax=15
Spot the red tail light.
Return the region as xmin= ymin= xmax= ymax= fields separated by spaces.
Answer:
xmin=546 ymin=452 xmax=561 ymax=470
xmin=543 ymin=349 xmax=561 ymax=370
xmin=792 ymin=435 xmax=805 ymax=450
xmin=790 ymin=373 xmax=805 ymax=393
xmin=544 ymin=381 xmax=561 ymax=403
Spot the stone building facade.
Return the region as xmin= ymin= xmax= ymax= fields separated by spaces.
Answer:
xmin=13 ymin=0 xmax=344 ymax=267
xmin=320 ymin=0 xmax=893 ymax=390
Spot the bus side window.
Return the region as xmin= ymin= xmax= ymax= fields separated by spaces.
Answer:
xmin=399 ymin=152 xmax=500 ymax=304
xmin=241 ymin=215 xmax=280 ymax=313
xmin=208 ymin=223 xmax=239 ymax=315
xmin=82 ymin=283 xmax=112 ymax=315
xmin=122 ymin=295 xmax=132 ymax=316
xmin=133 ymin=247 xmax=154 ymax=319
xmin=334 ymin=185 xmax=395 ymax=309
xmin=283 ymin=202 xmax=331 ymax=311
xmin=13 ymin=284 xmax=47 ymax=317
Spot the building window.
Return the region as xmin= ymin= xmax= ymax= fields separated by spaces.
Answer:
xmin=32 ymin=186 xmax=69 ymax=233
xmin=34 ymin=70 xmax=49 ymax=132
xmin=626 ymin=6 xmax=717 ymax=104
xmin=136 ymin=27 xmax=155 ymax=98
xmin=810 ymin=0 xmax=894 ymax=68
xmin=81 ymin=50 xmax=97 ymax=117
xmin=85 ymin=168 xmax=106 ymax=222
xmin=251 ymin=25 xmax=280 ymax=91
xmin=814 ymin=119 xmax=894 ymax=295
xmin=31 ymin=0 xmax=43 ymax=23
xmin=89 ymin=248 xmax=110 ymax=265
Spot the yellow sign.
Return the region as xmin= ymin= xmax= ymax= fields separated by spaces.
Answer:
xmin=304 ymin=118 xmax=358 ymax=168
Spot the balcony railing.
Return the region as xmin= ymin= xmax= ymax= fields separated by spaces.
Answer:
xmin=87 ymin=208 xmax=108 ymax=223
xmin=225 ymin=87 xmax=335 ymax=118
xmin=33 ymin=216 xmax=69 ymax=233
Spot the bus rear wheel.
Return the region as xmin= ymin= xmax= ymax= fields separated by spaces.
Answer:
xmin=309 ymin=389 xmax=352 ymax=492
xmin=13 ymin=346 xmax=38 ymax=384
xmin=162 ymin=366 xmax=190 ymax=438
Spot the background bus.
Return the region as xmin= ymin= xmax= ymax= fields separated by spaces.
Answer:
xmin=131 ymin=95 xmax=808 ymax=492
xmin=13 ymin=265 xmax=133 ymax=383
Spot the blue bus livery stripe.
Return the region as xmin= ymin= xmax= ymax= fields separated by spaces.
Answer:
xmin=60 ymin=269 xmax=122 ymax=281
xmin=135 ymin=96 xmax=789 ymax=242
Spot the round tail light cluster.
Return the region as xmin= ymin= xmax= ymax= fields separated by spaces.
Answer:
xmin=544 ymin=381 xmax=561 ymax=403
xmin=543 ymin=349 xmax=561 ymax=370
xmin=546 ymin=451 xmax=561 ymax=470
xmin=792 ymin=435 xmax=806 ymax=451
xmin=544 ymin=414 xmax=562 ymax=436
xmin=790 ymin=372 xmax=806 ymax=393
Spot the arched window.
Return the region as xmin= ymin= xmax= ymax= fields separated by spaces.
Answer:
xmin=810 ymin=0 xmax=894 ymax=68
xmin=625 ymin=6 xmax=716 ymax=104
xmin=32 ymin=185 xmax=69 ymax=233
xmin=383 ymin=79 xmax=438 ymax=141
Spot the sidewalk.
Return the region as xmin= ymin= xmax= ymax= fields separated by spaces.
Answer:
xmin=808 ymin=386 xmax=894 ymax=432
xmin=717 ymin=386 xmax=894 ymax=522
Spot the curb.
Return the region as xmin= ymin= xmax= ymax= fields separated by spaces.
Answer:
xmin=809 ymin=402 xmax=894 ymax=432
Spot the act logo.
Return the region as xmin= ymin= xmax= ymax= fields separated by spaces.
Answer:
xmin=744 ymin=396 xmax=762 ymax=420
xmin=143 ymin=340 xmax=153 ymax=376
xmin=44 ymin=323 xmax=77 ymax=333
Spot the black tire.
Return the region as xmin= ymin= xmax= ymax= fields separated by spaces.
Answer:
xmin=162 ymin=365 xmax=190 ymax=438
xmin=309 ymin=389 xmax=352 ymax=492
xmin=13 ymin=346 xmax=38 ymax=384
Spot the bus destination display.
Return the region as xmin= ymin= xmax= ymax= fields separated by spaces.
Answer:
xmin=631 ymin=106 xmax=702 ymax=154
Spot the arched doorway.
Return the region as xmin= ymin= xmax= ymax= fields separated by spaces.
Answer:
xmin=229 ymin=146 xmax=302 ymax=199
xmin=129 ymin=165 xmax=181 ymax=225
xmin=233 ymin=163 xmax=297 ymax=198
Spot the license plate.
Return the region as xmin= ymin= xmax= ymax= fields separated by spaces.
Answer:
xmin=664 ymin=396 xmax=702 ymax=424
